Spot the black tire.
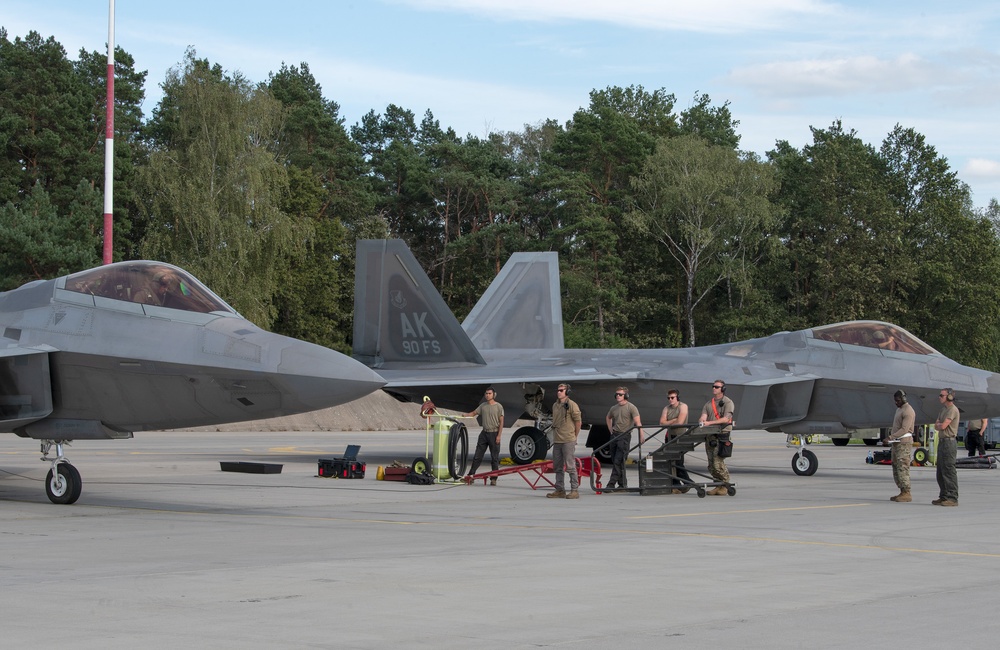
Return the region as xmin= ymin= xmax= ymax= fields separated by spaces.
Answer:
xmin=697 ymin=488 xmax=706 ymax=498
xmin=530 ymin=430 xmax=549 ymax=461
xmin=411 ymin=456 xmax=430 ymax=475
xmin=913 ymin=447 xmax=928 ymax=466
xmin=791 ymin=449 xmax=818 ymax=476
xmin=46 ymin=463 xmax=82 ymax=505
xmin=509 ymin=426 xmax=544 ymax=465
xmin=448 ymin=423 xmax=469 ymax=479
xmin=831 ymin=438 xmax=849 ymax=447
xmin=727 ymin=486 xmax=737 ymax=496
xmin=863 ymin=438 xmax=879 ymax=447
xmin=586 ymin=425 xmax=614 ymax=463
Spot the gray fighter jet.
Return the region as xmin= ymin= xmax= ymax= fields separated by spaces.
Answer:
xmin=353 ymin=239 xmax=1000 ymax=475
xmin=1 ymin=260 xmax=385 ymax=503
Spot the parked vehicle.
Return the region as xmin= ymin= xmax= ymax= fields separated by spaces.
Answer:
xmin=826 ymin=428 xmax=885 ymax=447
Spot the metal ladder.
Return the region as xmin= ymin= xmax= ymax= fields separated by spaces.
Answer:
xmin=591 ymin=424 xmax=735 ymax=497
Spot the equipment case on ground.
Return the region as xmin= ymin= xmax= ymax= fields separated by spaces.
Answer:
xmin=318 ymin=445 xmax=365 ymax=478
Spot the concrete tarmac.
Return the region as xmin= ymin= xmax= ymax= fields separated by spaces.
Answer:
xmin=2 ymin=429 xmax=998 ymax=649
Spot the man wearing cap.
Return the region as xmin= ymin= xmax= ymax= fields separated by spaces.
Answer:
xmin=888 ymin=390 xmax=915 ymax=502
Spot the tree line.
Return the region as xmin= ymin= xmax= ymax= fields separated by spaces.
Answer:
xmin=3 ymin=29 xmax=1000 ymax=369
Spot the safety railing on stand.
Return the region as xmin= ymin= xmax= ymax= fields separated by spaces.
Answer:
xmin=590 ymin=423 xmax=736 ymax=497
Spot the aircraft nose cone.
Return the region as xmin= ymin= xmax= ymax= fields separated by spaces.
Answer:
xmin=278 ymin=340 xmax=386 ymax=411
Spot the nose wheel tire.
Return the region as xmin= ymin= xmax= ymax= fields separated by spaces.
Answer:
xmin=791 ymin=449 xmax=819 ymax=476
xmin=46 ymin=463 xmax=82 ymax=504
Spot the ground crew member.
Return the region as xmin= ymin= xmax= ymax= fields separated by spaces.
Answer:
xmin=548 ymin=383 xmax=582 ymax=499
xmin=966 ymin=418 xmax=988 ymax=457
xmin=934 ymin=388 xmax=960 ymax=506
xmin=659 ymin=388 xmax=691 ymax=493
xmin=605 ymin=387 xmax=642 ymax=490
xmin=888 ymin=390 xmax=915 ymax=502
xmin=465 ymin=387 xmax=504 ymax=485
xmin=698 ymin=380 xmax=734 ymax=495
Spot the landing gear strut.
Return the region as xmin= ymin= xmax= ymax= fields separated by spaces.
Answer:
xmin=787 ymin=434 xmax=819 ymax=476
xmin=41 ymin=441 xmax=82 ymax=504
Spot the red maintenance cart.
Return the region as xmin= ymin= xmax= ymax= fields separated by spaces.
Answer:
xmin=464 ymin=456 xmax=599 ymax=489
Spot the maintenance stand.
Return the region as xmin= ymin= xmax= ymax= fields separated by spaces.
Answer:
xmin=592 ymin=424 xmax=736 ymax=497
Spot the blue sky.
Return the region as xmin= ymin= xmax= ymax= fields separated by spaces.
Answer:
xmin=4 ymin=0 xmax=1000 ymax=207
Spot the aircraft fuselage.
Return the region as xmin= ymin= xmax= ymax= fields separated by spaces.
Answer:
xmin=1 ymin=262 xmax=385 ymax=440
xmin=378 ymin=331 xmax=1000 ymax=435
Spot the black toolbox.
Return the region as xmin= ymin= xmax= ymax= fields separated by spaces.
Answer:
xmin=318 ymin=445 xmax=365 ymax=478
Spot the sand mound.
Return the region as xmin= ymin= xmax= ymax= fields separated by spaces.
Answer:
xmin=181 ymin=390 xmax=427 ymax=432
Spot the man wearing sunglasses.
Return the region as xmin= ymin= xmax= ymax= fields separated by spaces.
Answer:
xmin=605 ymin=387 xmax=642 ymax=490
xmin=660 ymin=388 xmax=691 ymax=493
xmin=698 ymin=380 xmax=735 ymax=495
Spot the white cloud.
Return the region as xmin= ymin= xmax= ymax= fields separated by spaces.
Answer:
xmin=388 ymin=0 xmax=838 ymax=32
xmin=963 ymin=158 xmax=1000 ymax=180
xmin=729 ymin=53 xmax=943 ymax=99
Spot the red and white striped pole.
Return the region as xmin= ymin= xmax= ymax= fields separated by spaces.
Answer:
xmin=102 ymin=0 xmax=115 ymax=264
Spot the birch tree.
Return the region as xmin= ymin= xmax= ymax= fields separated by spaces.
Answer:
xmin=628 ymin=134 xmax=776 ymax=346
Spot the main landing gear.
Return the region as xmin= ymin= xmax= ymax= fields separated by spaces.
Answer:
xmin=509 ymin=426 xmax=550 ymax=464
xmin=40 ymin=440 xmax=82 ymax=504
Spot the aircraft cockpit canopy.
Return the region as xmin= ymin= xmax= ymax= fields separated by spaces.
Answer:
xmin=62 ymin=262 xmax=235 ymax=314
xmin=810 ymin=321 xmax=937 ymax=355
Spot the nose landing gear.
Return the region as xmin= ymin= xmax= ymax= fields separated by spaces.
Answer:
xmin=787 ymin=434 xmax=819 ymax=476
xmin=40 ymin=441 xmax=82 ymax=504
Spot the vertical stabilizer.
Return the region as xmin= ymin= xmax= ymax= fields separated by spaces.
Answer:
xmin=353 ymin=240 xmax=486 ymax=368
xmin=462 ymin=252 xmax=564 ymax=350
